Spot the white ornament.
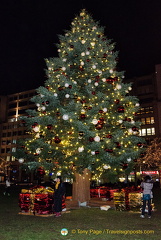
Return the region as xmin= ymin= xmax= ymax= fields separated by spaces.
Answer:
xmin=65 ymin=83 xmax=69 ymax=87
xmin=94 ymin=136 xmax=100 ymax=142
xmin=102 ymin=78 xmax=106 ymax=82
xmin=81 ymin=40 xmax=86 ymax=44
xmin=92 ymin=26 xmax=97 ymax=30
xmin=80 ymin=61 xmax=84 ymax=66
xmin=63 ymin=58 xmax=67 ymax=62
xmin=19 ymin=158 xmax=24 ymax=163
xmin=88 ymin=79 xmax=92 ymax=83
xmin=62 ymin=67 xmax=66 ymax=71
xmin=94 ymin=82 xmax=98 ymax=86
xmin=103 ymin=108 xmax=107 ymax=112
xmin=63 ymin=114 xmax=69 ymax=120
xmin=118 ymin=120 xmax=123 ymax=124
xmin=35 ymin=133 xmax=40 ymax=138
xmin=81 ymin=52 xmax=85 ymax=56
xmin=65 ymin=94 xmax=70 ymax=98
xmin=54 ymin=93 xmax=58 ymax=97
xmin=78 ymin=147 xmax=84 ymax=152
xmin=48 ymin=67 xmax=52 ymax=71
xmin=36 ymin=148 xmax=41 ymax=154
xmin=92 ymin=65 xmax=96 ymax=69
xmin=128 ymin=128 xmax=133 ymax=134
xmin=109 ymin=69 xmax=113 ymax=73
xmin=127 ymin=158 xmax=132 ymax=162
xmin=41 ymin=106 xmax=46 ymax=111
xmin=98 ymin=70 xmax=102 ymax=74
xmin=34 ymin=126 xmax=40 ymax=132
xmin=91 ymin=42 xmax=95 ymax=46
xmin=103 ymin=164 xmax=110 ymax=169
xmin=81 ymin=109 xmax=86 ymax=113
xmin=116 ymin=84 xmax=122 ymax=90
xmin=92 ymin=119 xmax=98 ymax=125
xmin=135 ymin=103 xmax=140 ymax=107
xmin=128 ymin=87 xmax=132 ymax=91
xmin=36 ymin=103 xmax=40 ymax=107
xmin=40 ymin=94 xmax=44 ymax=98
xmin=58 ymin=49 xmax=61 ymax=52
xmin=86 ymin=51 xmax=90 ymax=55
xmin=73 ymin=81 xmax=77 ymax=84
xmin=91 ymin=151 xmax=95 ymax=155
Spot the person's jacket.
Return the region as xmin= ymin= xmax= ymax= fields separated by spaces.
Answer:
xmin=54 ymin=182 xmax=65 ymax=198
xmin=141 ymin=181 xmax=153 ymax=195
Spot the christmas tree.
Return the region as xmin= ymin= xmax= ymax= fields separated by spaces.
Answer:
xmin=15 ymin=9 xmax=145 ymax=202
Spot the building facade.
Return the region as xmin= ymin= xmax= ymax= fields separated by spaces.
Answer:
xmin=126 ymin=64 xmax=161 ymax=144
xmin=0 ymin=89 xmax=36 ymax=181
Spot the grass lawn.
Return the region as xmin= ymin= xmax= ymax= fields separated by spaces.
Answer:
xmin=0 ymin=184 xmax=161 ymax=240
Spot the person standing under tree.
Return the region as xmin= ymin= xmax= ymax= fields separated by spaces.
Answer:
xmin=140 ymin=175 xmax=153 ymax=218
xmin=53 ymin=176 xmax=66 ymax=217
xmin=3 ymin=177 xmax=11 ymax=196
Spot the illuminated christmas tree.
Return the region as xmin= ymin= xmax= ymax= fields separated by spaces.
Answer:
xmin=138 ymin=138 xmax=161 ymax=169
xmin=15 ymin=9 xmax=145 ymax=202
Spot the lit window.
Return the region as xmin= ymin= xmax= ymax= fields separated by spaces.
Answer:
xmin=146 ymin=118 xmax=151 ymax=124
xmin=12 ymin=147 xmax=16 ymax=152
xmin=11 ymin=156 xmax=15 ymax=161
xmin=141 ymin=118 xmax=145 ymax=124
xmin=147 ymin=128 xmax=151 ymax=135
xmin=152 ymin=128 xmax=155 ymax=135
xmin=151 ymin=117 xmax=155 ymax=124
xmin=141 ymin=129 xmax=146 ymax=136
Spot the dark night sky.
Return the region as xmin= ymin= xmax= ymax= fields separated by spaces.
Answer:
xmin=1 ymin=0 xmax=161 ymax=95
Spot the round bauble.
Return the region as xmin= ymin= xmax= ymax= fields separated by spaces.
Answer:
xmin=95 ymin=124 xmax=103 ymax=130
xmin=95 ymin=151 xmax=99 ymax=154
xmin=19 ymin=158 xmax=24 ymax=163
xmin=89 ymin=137 xmax=94 ymax=142
xmin=33 ymin=126 xmax=40 ymax=132
xmin=78 ymin=147 xmax=84 ymax=152
xmin=117 ymin=106 xmax=125 ymax=113
xmin=94 ymin=136 xmax=100 ymax=142
xmin=92 ymin=119 xmax=98 ymax=125
xmin=65 ymin=94 xmax=70 ymax=98
xmin=65 ymin=83 xmax=69 ymax=87
xmin=54 ymin=137 xmax=61 ymax=144
xmin=103 ymin=164 xmax=110 ymax=169
xmin=47 ymin=124 xmax=53 ymax=130
xmin=80 ymin=114 xmax=86 ymax=119
xmin=63 ymin=114 xmax=69 ymax=120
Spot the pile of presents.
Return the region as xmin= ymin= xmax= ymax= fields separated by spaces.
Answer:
xmin=19 ymin=186 xmax=66 ymax=215
xmin=113 ymin=187 xmax=143 ymax=211
xmin=90 ymin=186 xmax=119 ymax=200
xmin=90 ymin=186 xmax=147 ymax=211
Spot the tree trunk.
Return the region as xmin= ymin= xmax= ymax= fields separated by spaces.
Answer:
xmin=72 ymin=168 xmax=91 ymax=205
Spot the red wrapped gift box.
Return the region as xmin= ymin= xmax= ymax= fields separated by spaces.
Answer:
xmin=90 ymin=187 xmax=110 ymax=198
xmin=19 ymin=191 xmax=66 ymax=215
